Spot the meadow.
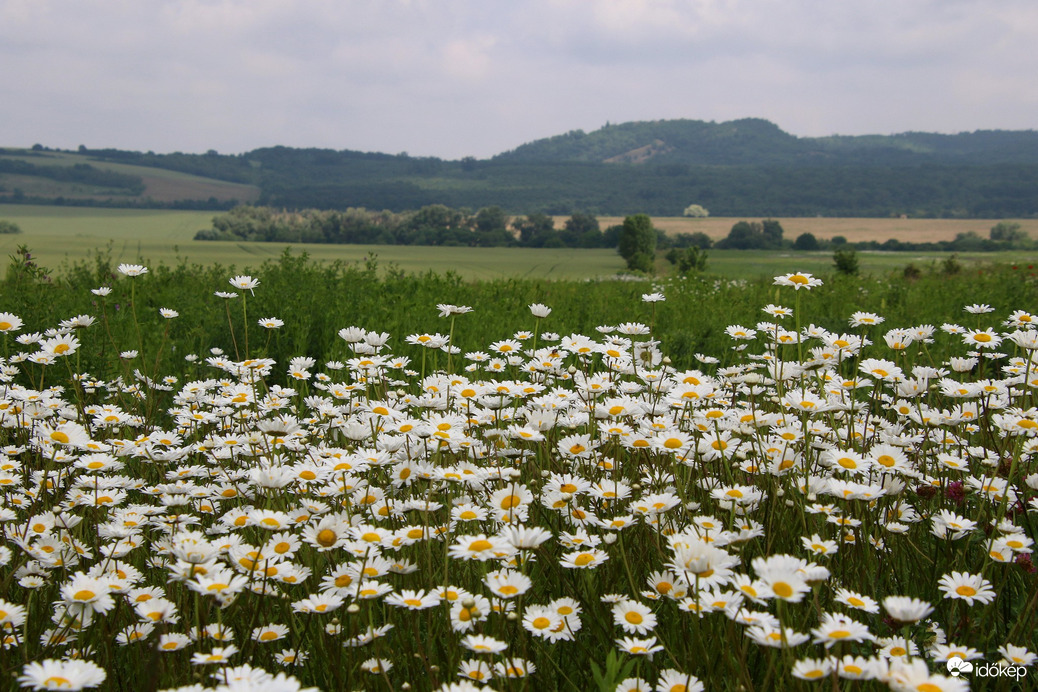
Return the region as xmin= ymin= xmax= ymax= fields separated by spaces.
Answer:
xmin=0 ymin=250 xmax=1036 ymax=691
xmin=3 ymin=205 xmax=1038 ymax=282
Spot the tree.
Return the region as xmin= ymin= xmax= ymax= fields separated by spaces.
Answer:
xmin=716 ymin=221 xmax=761 ymax=250
xmin=618 ymin=214 xmax=656 ymax=272
xmin=562 ymin=212 xmax=601 ymax=247
xmin=513 ymin=213 xmax=557 ymax=247
xmin=471 ymin=206 xmax=512 ymax=246
xmin=683 ymin=204 xmax=709 ymax=218
xmin=761 ymin=219 xmax=784 ymax=248
xmin=793 ymin=232 xmax=819 ymax=251
xmin=990 ymin=221 xmax=1027 ymax=244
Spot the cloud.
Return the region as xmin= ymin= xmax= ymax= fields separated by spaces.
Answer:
xmin=2 ymin=0 xmax=1035 ymax=158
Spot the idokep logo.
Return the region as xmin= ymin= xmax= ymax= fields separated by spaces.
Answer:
xmin=946 ymin=657 xmax=1028 ymax=682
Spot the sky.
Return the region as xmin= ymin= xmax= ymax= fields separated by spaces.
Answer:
xmin=3 ymin=0 xmax=1036 ymax=160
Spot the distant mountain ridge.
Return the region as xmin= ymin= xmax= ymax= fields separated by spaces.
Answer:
xmin=4 ymin=118 xmax=1038 ymax=217
xmin=493 ymin=118 xmax=1038 ymax=166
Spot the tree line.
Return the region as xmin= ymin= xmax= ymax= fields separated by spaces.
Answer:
xmin=194 ymin=205 xmax=621 ymax=248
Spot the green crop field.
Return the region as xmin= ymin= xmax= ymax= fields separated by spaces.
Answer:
xmin=3 ymin=204 xmax=1038 ymax=281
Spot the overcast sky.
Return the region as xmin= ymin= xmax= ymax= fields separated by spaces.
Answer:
xmin=3 ymin=0 xmax=1036 ymax=160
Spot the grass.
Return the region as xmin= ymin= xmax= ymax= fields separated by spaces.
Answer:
xmin=4 ymin=205 xmax=1038 ymax=282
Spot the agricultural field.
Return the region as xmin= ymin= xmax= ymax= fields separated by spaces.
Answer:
xmin=0 ymin=150 xmax=260 ymax=204
xmin=3 ymin=205 xmax=1038 ymax=282
xmin=587 ymin=216 xmax=1038 ymax=244
xmin=0 ymin=256 xmax=1036 ymax=691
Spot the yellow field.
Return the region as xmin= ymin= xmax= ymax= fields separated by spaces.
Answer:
xmin=575 ymin=216 xmax=1038 ymax=243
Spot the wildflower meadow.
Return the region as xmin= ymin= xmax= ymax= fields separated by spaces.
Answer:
xmin=1 ymin=251 xmax=1037 ymax=691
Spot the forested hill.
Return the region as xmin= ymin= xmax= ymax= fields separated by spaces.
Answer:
xmin=6 ymin=118 xmax=1038 ymax=217
xmin=493 ymin=118 xmax=1038 ymax=166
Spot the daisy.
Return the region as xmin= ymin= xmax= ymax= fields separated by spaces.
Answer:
xmin=484 ymin=569 xmax=532 ymax=599
xmin=529 ymin=303 xmax=552 ymax=317
xmin=60 ymin=573 xmax=116 ymax=614
xmin=496 ymin=658 xmax=537 ymax=679
xmin=937 ymin=571 xmax=996 ymax=605
xmin=522 ymin=606 xmax=562 ymax=639
xmin=999 ymin=643 xmax=1037 ymax=667
xmin=229 ymin=275 xmax=260 ymax=292
xmin=437 ymin=304 xmax=473 ymax=317
xmin=745 ymin=625 xmax=811 ymax=649
xmin=460 ymin=634 xmax=508 ymax=654
xmin=655 ymin=669 xmax=704 ymax=692
xmin=386 ymin=589 xmax=439 ymax=611
xmin=355 ymin=659 xmax=391 ymax=676
xmin=613 ymin=600 xmax=658 ymax=634
xmin=118 ymin=263 xmax=148 ymax=276
xmin=457 ymin=659 xmax=494 ymax=683
xmin=963 ymin=329 xmax=1003 ymax=349
xmin=190 ymin=644 xmax=239 ymax=665
xmin=448 ymin=534 xmax=509 ymax=562
xmin=617 ymin=636 xmax=664 ymax=656
xmin=18 ymin=659 xmax=107 ymax=690
xmin=811 ymin=612 xmax=874 ymax=648
xmin=885 ymin=658 xmax=968 ymax=692
xmin=0 ymin=312 xmax=24 ymax=332
xmin=834 ymin=588 xmax=879 ymax=614
xmin=791 ymin=657 xmax=834 ymax=681
xmin=801 ymin=534 xmax=839 ymax=557
xmin=157 ymin=633 xmax=191 ymax=651
xmin=774 ymin=272 xmax=823 ymax=290
xmin=882 ymin=596 xmax=933 ymax=623
xmin=559 ymin=548 xmax=609 ymax=569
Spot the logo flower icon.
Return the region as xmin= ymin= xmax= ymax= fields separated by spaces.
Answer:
xmin=946 ymin=657 xmax=974 ymax=677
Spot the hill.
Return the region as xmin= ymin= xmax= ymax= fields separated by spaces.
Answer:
xmin=0 ymin=148 xmax=259 ymax=208
xmin=4 ymin=118 xmax=1038 ymax=217
xmin=493 ymin=118 xmax=1038 ymax=166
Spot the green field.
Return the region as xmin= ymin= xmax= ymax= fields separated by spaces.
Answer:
xmin=3 ymin=204 xmax=1038 ymax=281
xmin=0 ymin=149 xmax=260 ymax=203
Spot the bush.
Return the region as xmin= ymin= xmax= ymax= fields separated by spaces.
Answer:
xmin=0 ymin=220 xmax=21 ymax=234
xmin=833 ymin=247 xmax=859 ymax=275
